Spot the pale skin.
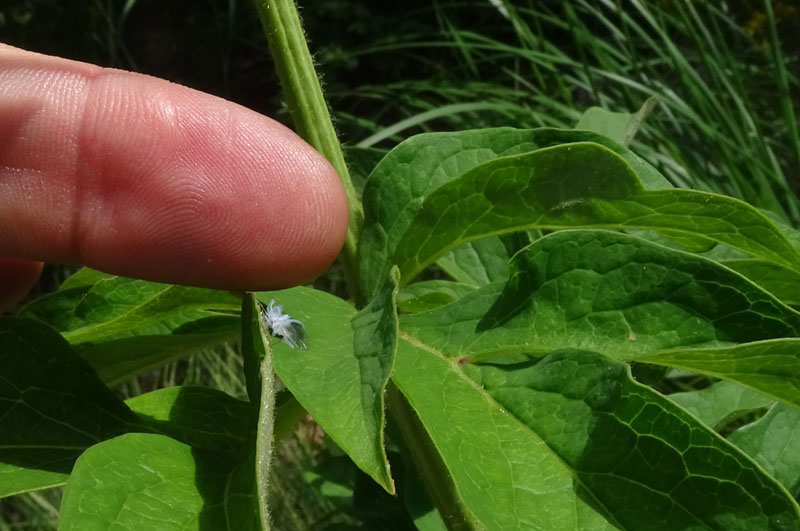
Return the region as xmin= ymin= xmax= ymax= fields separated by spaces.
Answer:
xmin=0 ymin=44 xmax=349 ymax=310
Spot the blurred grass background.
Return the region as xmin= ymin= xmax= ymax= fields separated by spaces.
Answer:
xmin=1 ymin=0 xmax=799 ymax=529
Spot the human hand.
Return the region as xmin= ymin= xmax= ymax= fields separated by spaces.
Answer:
xmin=0 ymin=44 xmax=348 ymax=310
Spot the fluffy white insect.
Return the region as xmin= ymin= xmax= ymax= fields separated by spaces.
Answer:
xmin=259 ymin=299 xmax=307 ymax=350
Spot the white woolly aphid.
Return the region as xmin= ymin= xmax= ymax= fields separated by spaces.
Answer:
xmin=259 ymin=299 xmax=307 ymax=350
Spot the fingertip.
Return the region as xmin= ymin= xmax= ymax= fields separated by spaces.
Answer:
xmin=0 ymin=258 xmax=43 ymax=312
xmin=71 ymin=74 xmax=351 ymax=289
xmin=0 ymin=45 xmax=351 ymax=290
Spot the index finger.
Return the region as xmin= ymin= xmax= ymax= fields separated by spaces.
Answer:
xmin=0 ymin=44 xmax=348 ymax=291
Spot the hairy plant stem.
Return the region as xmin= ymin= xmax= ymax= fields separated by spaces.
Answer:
xmin=241 ymin=295 xmax=275 ymax=529
xmin=253 ymin=2 xmax=467 ymax=526
xmin=255 ymin=344 xmax=276 ymax=530
xmin=254 ymin=0 xmax=364 ymax=305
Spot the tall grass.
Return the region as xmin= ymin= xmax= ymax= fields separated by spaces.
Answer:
xmin=333 ymin=0 xmax=800 ymax=224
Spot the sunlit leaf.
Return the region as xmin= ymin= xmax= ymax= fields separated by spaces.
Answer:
xmin=59 ymin=433 xmax=259 ymax=530
xmin=359 ymin=127 xmax=672 ymax=297
xmin=19 ymin=275 xmax=240 ymax=383
xmin=393 ymin=143 xmax=800 ymax=286
xmin=260 ymin=285 xmax=396 ymax=492
xmin=393 ymin=344 xmax=800 ymax=529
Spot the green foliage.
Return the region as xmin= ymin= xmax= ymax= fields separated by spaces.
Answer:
xmin=341 ymin=0 xmax=800 ymax=226
xmin=59 ymin=433 xmax=259 ymax=530
xmin=729 ymin=403 xmax=800 ymax=495
xmin=4 ymin=2 xmax=800 ymax=529
xmin=17 ymin=275 xmax=241 ymax=384
xmin=0 ymin=318 xmax=140 ymax=497
xmin=263 ymin=283 xmax=396 ymax=493
xmin=8 ymin=112 xmax=800 ymax=527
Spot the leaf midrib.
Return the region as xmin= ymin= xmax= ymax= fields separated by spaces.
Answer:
xmin=62 ymin=284 xmax=239 ymax=344
xmin=397 ymin=329 xmax=627 ymax=529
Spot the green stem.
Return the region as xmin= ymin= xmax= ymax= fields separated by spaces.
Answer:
xmin=254 ymin=0 xmax=364 ymax=303
xmin=386 ymin=384 xmax=479 ymax=530
xmin=240 ymin=294 xmax=276 ymax=529
xmin=255 ymin=346 xmax=276 ymax=529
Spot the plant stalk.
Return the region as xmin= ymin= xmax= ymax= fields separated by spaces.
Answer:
xmin=386 ymin=384 xmax=479 ymax=530
xmin=240 ymin=295 xmax=275 ymax=529
xmin=254 ymin=0 xmax=364 ymax=303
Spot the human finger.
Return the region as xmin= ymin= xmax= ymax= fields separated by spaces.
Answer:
xmin=0 ymin=44 xmax=348 ymax=291
xmin=0 ymin=258 xmax=42 ymax=311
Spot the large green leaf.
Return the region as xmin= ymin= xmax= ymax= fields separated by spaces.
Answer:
xmin=125 ymin=386 xmax=251 ymax=454
xmin=392 ymin=345 xmax=800 ymax=529
xmin=83 ymin=315 xmax=239 ymax=384
xmin=402 ymin=230 xmax=800 ymax=408
xmin=59 ymin=433 xmax=259 ymax=531
xmin=391 ymin=142 xmax=800 ymax=286
xmin=358 ymin=128 xmax=671 ymax=297
xmin=729 ymin=403 xmax=800 ymax=495
xmin=722 ymin=259 xmax=800 ymax=306
xmin=349 ymin=267 xmax=400 ymax=493
xmin=260 ymin=285 xmax=395 ymax=493
xmin=401 ymin=230 xmax=800 ymax=357
xmin=669 ymin=381 xmax=775 ymax=430
xmin=18 ymin=274 xmax=240 ymax=383
xmin=574 ymin=97 xmax=657 ymax=147
xmin=436 ymin=231 xmax=535 ymax=287
xmin=20 ymin=275 xmax=240 ymax=341
xmin=0 ymin=318 xmax=140 ymax=498
xmin=397 ymin=280 xmax=476 ymax=313
xmin=633 ymin=339 xmax=800 ymax=409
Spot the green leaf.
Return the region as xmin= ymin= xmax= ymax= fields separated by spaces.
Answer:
xmin=633 ymin=339 xmax=800 ymax=410
xmin=392 ymin=345 xmax=800 ymax=529
xmin=729 ymin=403 xmax=800 ymax=494
xmin=125 ymin=386 xmax=251 ymax=454
xmin=397 ymin=280 xmax=476 ymax=313
xmin=21 ymin=276 xmax=240 ymax=341
xmin=57 ymin=267 xmax=114 ymax=291
xmin=401 ymin=230 xmax=800 ymax=360
xmin=343 ymin=145 xmax=387 ymax=200
xmin=0 ymin=465 xmax=67 ymax=500
xmin=402 ymin=230 xmax=800 ymax=409
xmin=722 ymin=259 xmax=800 ymax=306
xmin=385 ymin=407 xmax=450 ymax=531
xmin=359 ymin=127 xmax=671 ymax=298
xmin=241 ymin=294 xmax=268 ymax=404
xmin=273 ymin=392 xmax=306 ymax=442
xmin=84 ymin=316 xmax=239 ymax=384
xmin=646 ymin=229 xmax=719 ymax=253
xmin=0 ymin=318 xmax=140 ymax=498
xmin=436 ymin=231 xmax=534 ymax=287
xmin=300 ymin=456 xmax=356 ymax=513
xmin=261 ymin=285 xmax=396 ymax=493
xmin=574 ymin=97 xmax=658 ymax=146
xmin=669 ymin=381 xmax=775 ymax=430
xmin=389 ymin=384 xmax=488 ymax=530
xmin=392 ymin=142 xmax=800 ymax=286
xmin=348 ymin=267 xmax=400 ymax=493
xmin=19 ymin=275 xmax=241 ymax=383
xmin=59 ymin=433 xmax=259 ymax=531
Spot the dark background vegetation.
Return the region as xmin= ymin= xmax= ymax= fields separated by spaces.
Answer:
xmin=3 ymin=1 xmax=799 ymax=207
xmin=2 ymin=1 xmax=799 ymax=528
